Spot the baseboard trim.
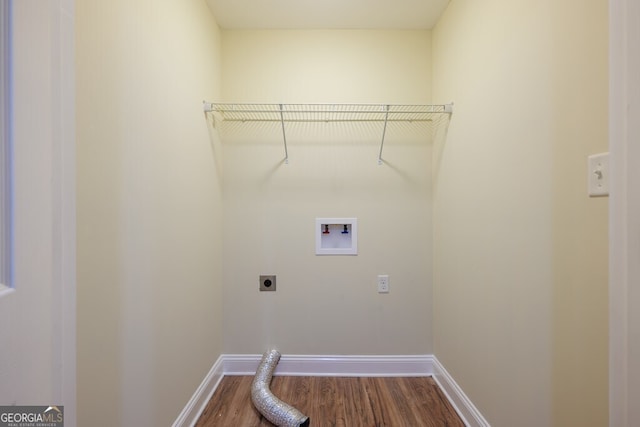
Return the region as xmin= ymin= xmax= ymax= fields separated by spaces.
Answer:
xmin=431 ymin=357 xmax=491 ymax=427
xmin=172 ymin=355 xmax=224 ymax=427
xmin=174 ymin=354 xmax=489 ymax=427
xmin=224 ymin=353 xmax=435 ymax=377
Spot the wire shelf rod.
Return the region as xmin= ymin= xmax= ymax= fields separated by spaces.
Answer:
xmin=205 ymin=103 xmax=451 ymax=117
xmin=211 ymin=107 xmax=445 ymax=114
xmin=218 ymin=118 xmax=435 ymax=123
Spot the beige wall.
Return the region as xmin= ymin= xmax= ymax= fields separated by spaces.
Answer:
xmin=432 ymin=1 xmax=608 ymax=426
xmin=221 ymin=30 xmax=431 ymax=104
xmin=76 ymin=0 xmax=223 ymax=425
xmin=220 ymin=30 xmax=435 ymax=354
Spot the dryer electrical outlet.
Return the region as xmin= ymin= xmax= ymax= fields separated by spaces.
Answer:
xmin=259 ymin=275 xmax=276 ymax=291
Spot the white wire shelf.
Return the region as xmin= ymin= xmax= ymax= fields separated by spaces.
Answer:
xmin=203 ymin=102 xmax=453 ymax=164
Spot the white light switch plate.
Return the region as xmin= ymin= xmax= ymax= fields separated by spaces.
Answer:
xmin=588 ymin=152 xmax=609 ymax=197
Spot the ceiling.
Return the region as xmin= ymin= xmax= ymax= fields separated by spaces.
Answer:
xmin=206 ymin=0 xmax=451 ymax=30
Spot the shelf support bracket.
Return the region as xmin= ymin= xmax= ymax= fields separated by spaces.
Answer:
xmin=279 ymin=104 xmax=289 ymax=164
xmin=378 ymin=105 xmax=390 ymax=165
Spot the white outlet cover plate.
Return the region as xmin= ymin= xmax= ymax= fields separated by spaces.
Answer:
xmin=588 ymin=152 xmax=609 ymax=197
xmin=378 ymin=275 xmax=389 ymax=293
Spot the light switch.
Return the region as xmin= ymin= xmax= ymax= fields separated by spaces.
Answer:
xmin=588 ymin=153 xmax=609 ymax=197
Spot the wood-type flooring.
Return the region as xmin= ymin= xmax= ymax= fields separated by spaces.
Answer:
xmin=195 ymin=375 xmax=465 ymax=426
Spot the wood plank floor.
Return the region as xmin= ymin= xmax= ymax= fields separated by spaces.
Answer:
xmin=195 ymin=376 xmax=465 ymax=426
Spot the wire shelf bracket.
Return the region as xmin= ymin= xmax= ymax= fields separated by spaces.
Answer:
xmin=203 ymin=102 xmax=453 ymax=164
xmin=377 ymin=105 xmax=390 ymax=165
xmin=278 ymin=104 xmax=289 ymax=164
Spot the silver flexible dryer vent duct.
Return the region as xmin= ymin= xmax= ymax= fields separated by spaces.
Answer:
xmin=251 ymin=349 xmax=310 ymax=427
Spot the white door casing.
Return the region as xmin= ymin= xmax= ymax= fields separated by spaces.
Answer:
xmin=609 ymin=0 xmax=640 ymax=426
xmin=0 ymin=1 xmax=75 ymax=425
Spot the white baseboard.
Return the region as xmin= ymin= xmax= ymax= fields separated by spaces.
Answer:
xmin=172 ymin=355 xmax=224 ymax=427
xmin=431 ymin=357 xmax=491 ymax=427
xmin=174 ymin=353 xmax=489 ymax=427
xmin=223 ymin=353 xmax=435 ymax=377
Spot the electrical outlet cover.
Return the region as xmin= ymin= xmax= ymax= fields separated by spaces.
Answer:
xmin=377 ymin=275 xmax=389 ymax=293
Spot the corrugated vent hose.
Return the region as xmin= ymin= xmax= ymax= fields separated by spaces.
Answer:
xmin=251 ymin=349 xmax=310 ymax=427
